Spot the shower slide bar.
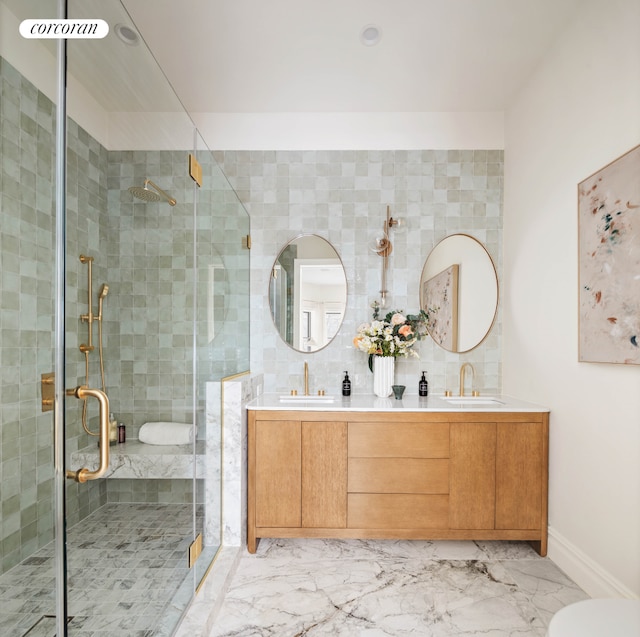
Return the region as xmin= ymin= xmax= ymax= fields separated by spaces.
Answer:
xmin=79 ymin=254 xmax=95 ymax=352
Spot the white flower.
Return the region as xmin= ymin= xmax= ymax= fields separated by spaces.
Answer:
xmin=354 ymin=307 xmax=429 ymax=359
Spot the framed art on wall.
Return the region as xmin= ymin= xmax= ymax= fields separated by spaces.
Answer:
xmin=578 ymin=144 xmax=640 ymax=365
xmin=422 ymin=264 xmax=459 ymax=352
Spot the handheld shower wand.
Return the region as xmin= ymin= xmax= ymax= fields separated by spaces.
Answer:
xmin=97 ymin=284 xmax=109 ymax=320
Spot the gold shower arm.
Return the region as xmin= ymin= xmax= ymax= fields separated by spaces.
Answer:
xmin=66 ymin=385 xmax=110 ymax=483
xmin=145 ymin=179 xmax=177 ymax=206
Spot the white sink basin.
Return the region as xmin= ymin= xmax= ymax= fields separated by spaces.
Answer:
xmin=279 ymin=395 xmax=335 ymax=403
xmin=440 ymin=396 xmax=505 ymax=406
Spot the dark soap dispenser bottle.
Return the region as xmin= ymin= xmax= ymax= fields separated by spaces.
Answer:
xmin=342 ymin=371 xmax=351 ymax=397
xmin=419 ymin=371 xmax=429 ymax=397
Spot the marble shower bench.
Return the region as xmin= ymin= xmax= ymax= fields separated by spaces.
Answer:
xmin=71 ymin=440 xmax=206 ymax=479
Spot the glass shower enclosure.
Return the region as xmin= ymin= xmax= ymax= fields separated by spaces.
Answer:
xmin=0 ymin=1 xmax=249 ymax=635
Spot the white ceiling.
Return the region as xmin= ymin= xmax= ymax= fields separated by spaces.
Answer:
xmin=120 ymin=0 xmax=584 ymax=114
xmin=3 ymin=0 xmax=584 ymax=116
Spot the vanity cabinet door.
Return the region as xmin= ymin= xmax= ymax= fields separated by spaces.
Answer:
xmin=302 ymin=421 xmax=347 ymax=528
xmin=255 ymin=419 xmax=301 ymax=528
xmin=496 ymin=422 xmax=544 ymax=530
xmin=449 ymin=422 xmax=496 ymax=529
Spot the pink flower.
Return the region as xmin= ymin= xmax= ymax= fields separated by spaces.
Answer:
xmin=390 ymin=313 xmax=406 ymax=326
xmin=398 ymin=325 xmax=413 ymax=337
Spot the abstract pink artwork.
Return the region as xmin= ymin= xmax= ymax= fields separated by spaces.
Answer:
xmin=578 ymin=145 xmax=640 ymax=365
xmin=422 ymin=264 xmax=459 ymax=352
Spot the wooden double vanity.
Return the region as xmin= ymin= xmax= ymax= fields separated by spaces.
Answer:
xmin=247 ymin=395 xmax=549 ymax=556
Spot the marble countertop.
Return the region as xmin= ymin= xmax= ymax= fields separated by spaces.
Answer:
xmin=246 ymin=393 xmax=549 ymax=413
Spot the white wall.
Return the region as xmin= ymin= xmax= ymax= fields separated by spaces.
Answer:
xmin=193 ymin=111 xmax=504 ymax=151
xmin=504 ymin=0 xmax=640 ymax=598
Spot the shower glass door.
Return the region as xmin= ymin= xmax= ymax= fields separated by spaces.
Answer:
xmin=63 ymin=1 xmax=207 ymax=634
xmin=0 ymin=0 xmax=231 ymax=634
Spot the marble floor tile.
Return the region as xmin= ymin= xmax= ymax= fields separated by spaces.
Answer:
xmin=0 ymin=503 xmax=209 ymax=637
xmin=209 ymin=539 xmax=589 ymax=637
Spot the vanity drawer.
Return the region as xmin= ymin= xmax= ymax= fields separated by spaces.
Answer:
xmin=348 ymin=494 xmax=449 ymax=529
xmin=348 ymin=422 xmax=449 ymax=458
xmin=348 ymin=458 xmax=449 ymax=494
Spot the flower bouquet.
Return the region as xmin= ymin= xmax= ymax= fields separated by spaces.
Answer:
xmin=353 ymin=302 xmax=430 ymax=371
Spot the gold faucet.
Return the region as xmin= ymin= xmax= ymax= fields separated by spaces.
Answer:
xmin=459 ymin=363 xmax=475 ymax=396
xmin=304 ymin=361 xmax=309 ymax=396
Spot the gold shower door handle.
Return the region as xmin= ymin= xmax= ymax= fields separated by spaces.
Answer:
xmin=65 ymin=385 xmax=110 ymax=483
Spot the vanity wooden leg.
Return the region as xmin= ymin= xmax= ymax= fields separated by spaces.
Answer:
xmin=529 ymin=538 xmax=547 ymax=557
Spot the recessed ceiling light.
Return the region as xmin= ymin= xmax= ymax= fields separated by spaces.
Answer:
xmin=114 ymin=23 xmax=140 ymax=46
xmin=360 ymin=24 xmax=382 ymax=47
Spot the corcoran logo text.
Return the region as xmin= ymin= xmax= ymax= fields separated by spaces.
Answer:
xmin=19 ymin=19 xmax=109 ymax=39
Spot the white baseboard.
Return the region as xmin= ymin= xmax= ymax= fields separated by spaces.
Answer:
xmin=548 ymin=526 xmax=638 ymax=599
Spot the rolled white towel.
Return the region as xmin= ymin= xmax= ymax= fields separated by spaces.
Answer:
xmin=138 ymin=422 xmax=194 ymax=446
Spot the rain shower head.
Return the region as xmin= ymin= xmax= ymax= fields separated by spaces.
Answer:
xmin=128 ymin=179 xmax=177 ymax=206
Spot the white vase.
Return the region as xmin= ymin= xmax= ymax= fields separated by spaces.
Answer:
xmin=373 ymin=356 xmax=395 ymax=398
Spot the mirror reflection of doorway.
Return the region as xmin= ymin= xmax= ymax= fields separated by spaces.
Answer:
xmin=269 ymin=234 xmax=347 ymax=352
xmin=295 ymin=261 xmax=346 ymax=351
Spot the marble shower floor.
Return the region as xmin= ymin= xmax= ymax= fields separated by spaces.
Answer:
xmin=0 ymin=503 xmax=205 ymax=637
xmin=209 ymin=538 xmax=589 ymax=637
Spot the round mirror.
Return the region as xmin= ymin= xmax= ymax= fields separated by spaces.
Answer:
xmin=269 ymin=234 xmax=347 ymax=353
xmin=420 ymin=234 xmax=498 ymax=353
